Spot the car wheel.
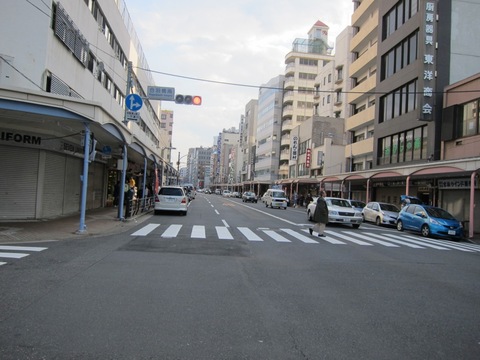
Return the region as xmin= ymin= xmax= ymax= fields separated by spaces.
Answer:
xmin=265 ymin=203 xmax=268 ymax=208
xmin=283 ymin=207 xmax=287 ymax=210
xmin=352 ymin=224 xmax=360 ymax=229
xmin=375 ymin=217 xmax=382 ymax=226
xmin=397 ymin=220 xmax=404 ymax=231
xmin=421 ymin=224 xmax=430 ymax=237
xmin=307 ymin=210 xmax=312 ymax=221
xmin=154 ymin=210 xmax=159 ymax=215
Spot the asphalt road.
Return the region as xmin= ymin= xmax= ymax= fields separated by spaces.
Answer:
xmin=1 ymin=194 xmax=479 ymax=359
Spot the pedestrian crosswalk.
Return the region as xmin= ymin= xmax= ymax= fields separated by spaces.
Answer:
xmin=130 ymin=224 xmax=480 ymax=253
xmin=0 ymin=245 xmax=48 ymax=267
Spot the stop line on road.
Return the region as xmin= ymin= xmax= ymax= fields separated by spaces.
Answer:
xmin=0 ymin=245 xmax=48 ymax=267
xmin=129 ymin=224 xmax=480 ymax=253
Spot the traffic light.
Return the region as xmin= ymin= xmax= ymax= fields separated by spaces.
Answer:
xmin=175 ymin=94 xmax=202 ymax=105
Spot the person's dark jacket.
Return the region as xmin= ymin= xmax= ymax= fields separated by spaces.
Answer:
xmin=313 ymin=197 xmax=329 ymax=224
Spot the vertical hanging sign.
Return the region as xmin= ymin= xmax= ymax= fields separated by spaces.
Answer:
xmin=420 ymin=0 xmax=438 ymax=121
xmin=291 ymin=136 xmax=298 ymax=160
xmin=306 ymin=148 xmax=312 ymax=168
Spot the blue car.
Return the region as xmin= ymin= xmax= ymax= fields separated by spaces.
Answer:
xmin=396 ymin=204 xmax=463 ymax=240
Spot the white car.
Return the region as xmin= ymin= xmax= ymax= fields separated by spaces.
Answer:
xmin=362 ymin=201 xmax=400 ymax=226
xmin=307 ymin=197 xmax=363 ymax=228
xmin=263 ymin=189 xmax=288 ymax=209
xmin=222 ymin=190 xmax=231 ymax=197
xmin=154 ymin=186 xmax=188 ymax=215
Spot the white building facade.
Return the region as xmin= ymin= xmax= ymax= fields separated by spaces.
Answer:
xmin=0 ymin=0 xmax=170 ymax=221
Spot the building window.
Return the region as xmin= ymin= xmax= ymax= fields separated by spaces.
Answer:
xmin=381 ymin=31 xmax=419 ymax=80
xmin=379 ymin=79 xmax=417 ymax=122
xmin=378 ymin=125 xmax=427 ymax=165
xmin=462 ymin=100 xmax=479 ymax=136
xmin=383 ymin=0 xmax=420 ymax=40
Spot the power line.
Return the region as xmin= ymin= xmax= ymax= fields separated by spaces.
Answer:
xmin=134 ymin=66 xmax=480 ymax=96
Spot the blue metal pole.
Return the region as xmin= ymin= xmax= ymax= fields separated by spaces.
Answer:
xmin=77 ymin=124 xmax=90 ymax=234
xmin=118 ymin=145 xmax=128 ymax=220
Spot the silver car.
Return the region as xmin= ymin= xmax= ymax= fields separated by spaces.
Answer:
xmin=154 ymin=186 xmax=188 ymax=215
xmin=362 ymin=201 xmax=400 ymax=226
xmin=307 ymin=197 xmax=363 ymax=228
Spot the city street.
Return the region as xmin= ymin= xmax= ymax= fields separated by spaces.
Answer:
xmin=1 ymin=194 xmax=479 ymax=359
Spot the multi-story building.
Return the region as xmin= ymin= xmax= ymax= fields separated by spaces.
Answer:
xmin=240 ymin=100 xmax=258 ymax=183
xmin=254 ymin=75 xmax=284 ymax=186
xmin=346 ymin=0 xmax=378 ymax=174
xmin=279 ymin=21 xmax=334 ymax=179
xmin=159 ymin=109 xmax=176 ymax=185
xmin=0 ymin=0 xmax=169 ymax=222
xmin=185 ymin=147 xmax=212 ymax=189
xmin=211 ymin=128 xmax=240 ymax=188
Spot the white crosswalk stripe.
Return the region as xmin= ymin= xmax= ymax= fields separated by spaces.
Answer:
xmin=191 ymin=225 xmax=206 ymax=239
xmin=368 ymin=233 xmax=426 ymax=248
xmin=0 ymin=245 xmax=48 ymax=267
xmin=128 ymin=224 xmax=480 ymax=253
xmin=281 ymin=229 xmax=319 ymax=244
xmin=238 ymin=227 xmax=263 ymax=241
xmin=325 ymin=231 xmax=373 ymax=246
xmin=162 ymin=224 xmax=182 ymax=238
xmin=216 ymin=226 xmax=234 ymax=240
xmin=343 ymin=232 xmax=399 ymax=247
xmin=131 ymin=224 xmax=160 ymax=236
xmin=262 ymin=229 xmax=291 ymax=242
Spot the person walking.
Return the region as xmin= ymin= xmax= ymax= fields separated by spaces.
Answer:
xmin=309 ymin=191 xmax=328 ymax=237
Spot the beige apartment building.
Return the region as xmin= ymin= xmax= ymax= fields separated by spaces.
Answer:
xmin=279 ymin=21 xmax=334 ymax=179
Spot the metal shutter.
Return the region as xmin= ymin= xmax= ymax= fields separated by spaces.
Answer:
xmin=0 ymin=146 xmax=39 ymax=219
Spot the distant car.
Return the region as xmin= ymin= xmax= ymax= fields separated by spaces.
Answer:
xmin=242 ymin=191 xmax=258 ymax=203
xmin=154 ymin=186 xmax=188 ymax=215
xmin=307 ymin=197 xmax=363 ymax=228
xmin=263 ymin=189 xmax=288 ymax=209
xmin=232 ymin=191 xmax=241 ymax=198
xmin=222 ymin=190 xmax=231 ymax=197
xmin=215 ymin=189 xmax=221 ymax=195
xmin=362 ymin=201 xmax=400 ymax=226
xmin=346 ymin=199 xmax=366 ymax=212
xmin=396 ymin=204 xmax=464 ymax=240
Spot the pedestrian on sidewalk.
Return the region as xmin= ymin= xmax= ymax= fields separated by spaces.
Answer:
xmin=309 ymin=191 xmax=328 ymax=237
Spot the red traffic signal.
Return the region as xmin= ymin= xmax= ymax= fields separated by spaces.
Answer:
xmin=175 ymin=94 xmax=202 ymax=105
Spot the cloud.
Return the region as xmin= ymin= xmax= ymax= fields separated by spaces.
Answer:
xmin=125 ymin=0 xmax=352 ymax=161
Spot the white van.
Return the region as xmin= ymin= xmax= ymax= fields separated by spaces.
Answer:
xmin=263 ymin=189 xmax=288 ymax=209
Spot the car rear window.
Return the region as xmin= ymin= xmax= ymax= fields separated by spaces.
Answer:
xmin=159 ymin=188 xmax=183 ymax=196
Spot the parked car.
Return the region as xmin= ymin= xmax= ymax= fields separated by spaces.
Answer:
xmin=154 ymin=186 xmax=188 ymax=215
xmin=263 ymin=189 xmax=288 ymax=209
xmin=346 ymin=199 xmax=366 ymax=212
xmin=232 ymin=191 xmax=241 ymax=198
xmin=362 ymin=201 xmax=400 ymax=226
xmin=242 ymin=191 xmax=258 ymax=203
xmin=396 ymin=204 xmax=464 ymax=240
xmin=307 ymin=197 xmax=363 ymax=228
xmin=215 ymin=189 xmax=221 ymax=195
xmin=222 ymin=190 xmax=231 ymax=197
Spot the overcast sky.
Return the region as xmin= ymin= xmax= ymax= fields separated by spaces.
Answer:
xmin=124 ymin=0 xmax=353 ymax=164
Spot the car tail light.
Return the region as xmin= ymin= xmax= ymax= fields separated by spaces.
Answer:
xmin=181 ymin=197 xmax=187 ymax=204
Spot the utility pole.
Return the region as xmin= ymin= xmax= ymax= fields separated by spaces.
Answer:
xmin=177 ymin=152 xmax=180 ymax=185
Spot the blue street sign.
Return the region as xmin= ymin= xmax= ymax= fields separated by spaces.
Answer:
xmin=125 ymin=93 xmax=143 ymax=111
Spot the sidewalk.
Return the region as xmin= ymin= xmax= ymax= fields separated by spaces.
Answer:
xmin=0 ymin=207 xmax=151 ymax=244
